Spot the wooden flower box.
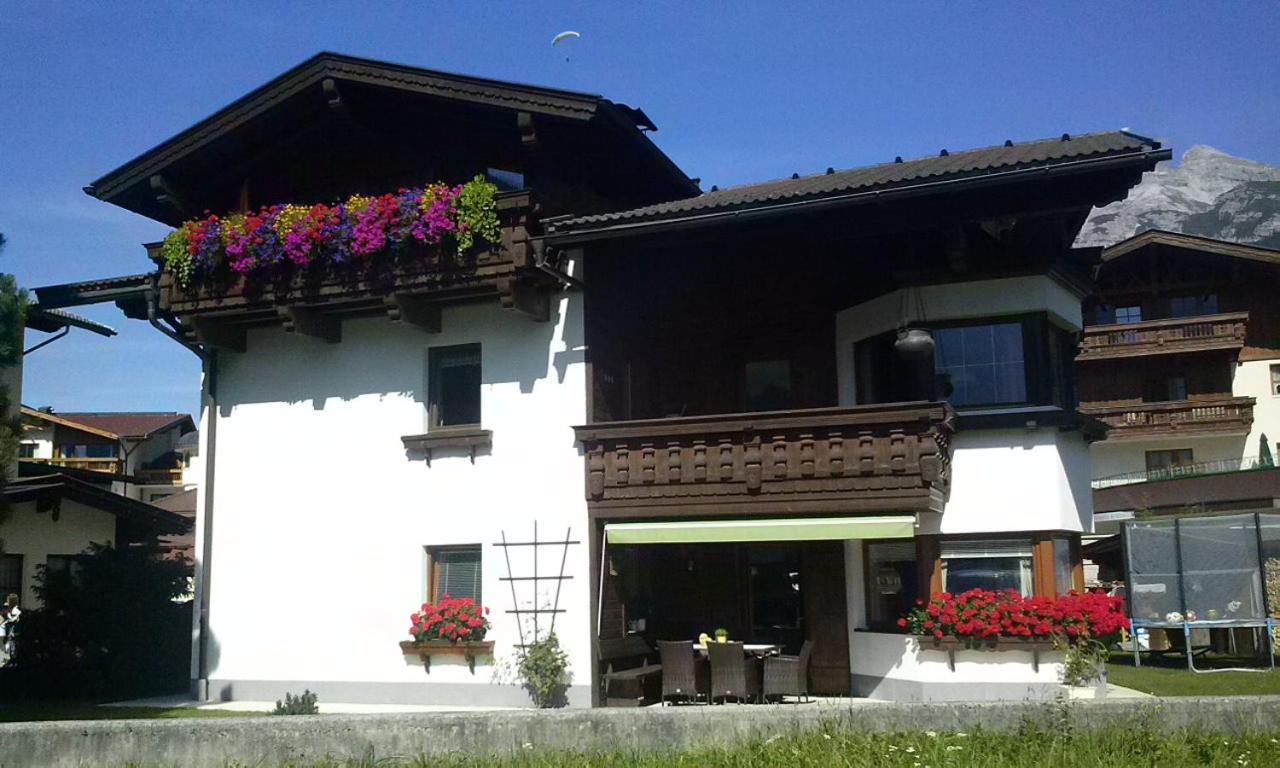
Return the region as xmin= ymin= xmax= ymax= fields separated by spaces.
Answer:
xmin=926 ymin=635 xmax=1057 ymax=672
xmin=399 ymin=639 xmax=495 ymax=674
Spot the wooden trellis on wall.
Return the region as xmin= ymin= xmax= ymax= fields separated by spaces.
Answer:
xmin=493 ymin=522 xmax=579 ymax=651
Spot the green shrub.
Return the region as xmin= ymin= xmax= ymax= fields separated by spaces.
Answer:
xmin=272 ymin=689 xmax=319 ymax=716
xmin=517 ymin=634 xmax=569 ymax=708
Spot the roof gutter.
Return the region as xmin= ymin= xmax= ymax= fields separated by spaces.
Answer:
xmin=543 ymin=148 xmax=1171 ymax=246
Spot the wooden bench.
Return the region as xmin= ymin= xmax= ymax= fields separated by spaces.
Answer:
xmin=598 ymin=635 xmax=662 ymax=707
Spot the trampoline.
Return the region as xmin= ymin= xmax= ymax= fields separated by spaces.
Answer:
xmin=1122 ymin=512 xmax=1280 ymax=672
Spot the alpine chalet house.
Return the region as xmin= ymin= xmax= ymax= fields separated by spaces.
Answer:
xmin=43 ymin=53 xmax=1166 ymax=705
xmin=1079 ymin=231 xmax=1280 ymax=532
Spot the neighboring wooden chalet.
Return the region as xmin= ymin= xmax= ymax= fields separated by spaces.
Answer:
xmin=1079 ymin=231 xmax=1280 ymax=526
xmin=36 ymin=53 xmax=1167 ymax=705
xmin=19 ymin=408 xmax=195 ymax=503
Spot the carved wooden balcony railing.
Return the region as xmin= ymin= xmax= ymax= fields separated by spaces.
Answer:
xmin=22 ymin=457 xmax=123 ymax=475
xmin=135 ymin=467 xmax=185 ymax=485
xmin=573 ymin=402 xmax=954 ymax=518
xmin=152 ymin=192 xmax=559 ymax=351
xmin=1077 ymin=312 xmax=1248 ymax=361
xmin=1081 ymin=395 xmax=1255 ymax=441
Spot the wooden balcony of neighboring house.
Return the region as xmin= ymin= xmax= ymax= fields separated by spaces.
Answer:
xmin=21 ymin=457 xmax=123 ymax=475
xmin=572 ymin=401 xmax=954 ymax=518
xmin=153 ymin=192 xmax=560 ymax=351
xmin=1080 ymin=395 xmax=1256 ymax=441
xmin=1076 ymin=312 xmax=1249 ymax=361
xmin=134 ymin=467 xmax=185 ymax=485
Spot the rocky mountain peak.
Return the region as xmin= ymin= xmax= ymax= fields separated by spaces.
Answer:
xmin=1077 ymin=144 xmax=1280 ymax=249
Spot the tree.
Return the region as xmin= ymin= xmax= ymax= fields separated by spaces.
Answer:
xmin=0 ymin=230 xmax=25 ymax=521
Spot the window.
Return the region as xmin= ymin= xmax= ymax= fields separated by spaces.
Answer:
xmin=427 ymin=546 xmax=482 ymax=604
xmin=44 ymin=555 xmax=85 ymax=588
xmin=1271 ymin=364 xmax=1280 ymax=397
xmin=1146 ymin=448 xmax=1194 ymax=475
xmin=486 ymin=168 xmax=525 ymax=192
xmin=744 ymin=360 xmax=791 ymax=412
xmin=1169 ymin=294 xmax=1218 ymax=318
xmin=940 ymin=539 xmax=1033 ymax=597
xmin=1115 ymin=305 xmax=1143 ymax=324
xmin=0 ymin=554 xmax=22 ymax=602
xmin=59 ymin=444 xmax=115 ymax=459
xmin=428 ymin=345 xmax=482 ymax=428
xmin=1052 ymin=537 xmax=1077 ymax=595
xmin=18 ymin=443 xmax=36 ymax=458
xmin=934 ymin=322 xmax=1027 ymax=407
xmin=866 ymin=541 xmax=919 ymax=627
xmin=1142 ymin=375 xmax=1187 ymax=403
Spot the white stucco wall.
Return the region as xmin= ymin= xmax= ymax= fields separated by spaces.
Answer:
xmin=18 ymin=424 xmax=54 ymax=460
xmin=0 ymin=499 xmax=116 ymax=607
xmin=933 ymin=428 xmax=1093 ymax=534
xmin=200 ymin=294 xmax=589 ymax=705
xmin=1238 ymin=359 xmax=1280 ymax=460
xmin=849 ymin=631 xmax=1069 ymax=701
xmin=1091 ymin=434 xmax=1248 ymax=481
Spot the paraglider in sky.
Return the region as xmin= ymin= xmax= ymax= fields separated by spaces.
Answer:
xmin=552 ymin=30 xmax=580 ymax=61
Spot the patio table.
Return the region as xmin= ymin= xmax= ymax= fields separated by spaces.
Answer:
xmin=693 ymin=643 xmax=778 ymax=657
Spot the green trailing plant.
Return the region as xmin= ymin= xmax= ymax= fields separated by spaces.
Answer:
xmin=1055 ymin=635 xmax=1109 ymax=687
xmin=517 ymin=633 xmax=570 ymax=708
xmin=272 ymin=689 xmax=319 ymax=715
xmin=454 ymin=174 xmax=501 ymax=254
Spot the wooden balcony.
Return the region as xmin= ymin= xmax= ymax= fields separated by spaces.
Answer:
xmin=1077 ymin=312 xmax=1248 ymax=361
xmin=22 ymin=457 xmax=123 ymax=475
xmin=1081 ymin=395 xmax=1255 ymax=441
xmin=573 ymin=402 xmax=954 ymax=518
xmin=135 ymin=467 xmax=184 ymax=485
xmin=154 ymin=192 xmax=559 ymax=350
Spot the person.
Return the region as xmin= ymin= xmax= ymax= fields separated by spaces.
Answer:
xmin=0 ymin=593 xmax=19 ymax=665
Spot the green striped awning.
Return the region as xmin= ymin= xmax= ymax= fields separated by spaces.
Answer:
xmin=604 ymin=516 xmax=915 ymax=545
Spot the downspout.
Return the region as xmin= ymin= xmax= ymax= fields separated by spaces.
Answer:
xmin=146 ymin=281 xmax=216 ymax=700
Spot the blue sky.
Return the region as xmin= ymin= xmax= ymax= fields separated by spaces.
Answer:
xmin=2 ymin=1 xmax=1277 ymax=417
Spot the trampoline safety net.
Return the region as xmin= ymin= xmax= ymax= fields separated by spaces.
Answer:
xmin=1124 ymin=513 xmax=1278 ymax=625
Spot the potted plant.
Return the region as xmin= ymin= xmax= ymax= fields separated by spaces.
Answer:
xmin=714 ymin=627 xmax=729 ymax=643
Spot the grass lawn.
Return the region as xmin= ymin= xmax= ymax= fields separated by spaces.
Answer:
xmin=0 ymin=702 xmax=262 ymax=723
xmin=1108 ymin=651 xmax=1280 ymax=696
xmin=274 ymin=724 xmax=1280 ymax=767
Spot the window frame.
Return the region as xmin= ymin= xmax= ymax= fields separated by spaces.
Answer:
xmin=0 ymin=553 xmax=23 ymax=602
xmin=1146 ymin=448 xmax=1194 ymax=474
xmin=928 ymin=313 xmax=1048 ymax=410
xmin=862 ymin=538 xmax=920 ymax=630
xmin=743 ymin=358 xmax=793 ymax=413
xmin=938 ymin=537 xmax=1036 ymax=597
xmin=426 ymin=343 xmax=483 ymax=430
xmin=425 ymin=545 xmax=483 ymax=605
xmin=1114 ymin=305 xmax=1143 ymax=324
xmin=1271 ymin=364 xmax=1280 ymax=398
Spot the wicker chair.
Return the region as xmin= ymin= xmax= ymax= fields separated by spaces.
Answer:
xmin=657 ymin=640 xmax=701 ymax=704
xmin=707 ymin=641 xmax=761 ymax=704
xmin=763 ymin=639 xmax=814 ymax=703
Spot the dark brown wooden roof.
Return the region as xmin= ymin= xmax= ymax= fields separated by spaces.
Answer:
xmin=547 ymin=131 xmax=1166 ymax=237
xmin=85 ymin=52 xmax=696 ymax=223
xmin=5 ymin=472 xmax=193 ymax=535
xmin=52 ymin=412 xmax=195 ymax=439
xmin=1101 ymin=229 xmax=1280 ymax=267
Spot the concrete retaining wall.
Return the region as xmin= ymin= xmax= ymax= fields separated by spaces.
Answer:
xmin=3 ymin=697 xmax=1280 ymax=768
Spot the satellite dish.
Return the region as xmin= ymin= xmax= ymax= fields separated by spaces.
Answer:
xmin=552 ymin=30 xmax=580 ymax=60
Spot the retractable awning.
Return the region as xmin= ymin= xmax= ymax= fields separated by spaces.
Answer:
xmin=603 ymin=515 xmax=915 ymax=545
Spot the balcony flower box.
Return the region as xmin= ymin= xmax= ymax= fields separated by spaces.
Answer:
xmin=403 ymin=596 xmax=493 ymax=674
xmin=399 ymin=639 xmax=495 ymax=674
